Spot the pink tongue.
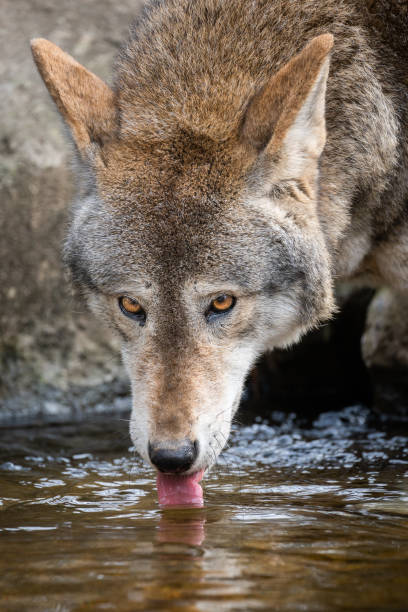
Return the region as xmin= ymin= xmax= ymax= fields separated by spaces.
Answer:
xmin=157 ymin=469 xmax=204 ymax=507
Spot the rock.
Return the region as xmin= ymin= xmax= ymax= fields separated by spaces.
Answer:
xmin=0 ymin=0 xmax=144 ymax=425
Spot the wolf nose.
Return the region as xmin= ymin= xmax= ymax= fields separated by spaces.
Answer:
xmin=148 ymin=439 xmax=198 ymax=473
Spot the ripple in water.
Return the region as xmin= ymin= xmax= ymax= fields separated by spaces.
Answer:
xmin=0 ymin=405 xmax=407 ymax=611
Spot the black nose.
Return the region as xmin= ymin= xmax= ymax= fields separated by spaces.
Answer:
xmin=148 ymin=439 xmax=198 ymax=473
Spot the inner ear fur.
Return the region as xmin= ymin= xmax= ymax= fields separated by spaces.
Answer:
xmin=31 ymin=38 xmax=116 ymax=154
xmin=240 ymin=34 xmax=334 ymax=158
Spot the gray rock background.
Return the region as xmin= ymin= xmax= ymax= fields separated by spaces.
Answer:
xmin=0 ymin=0 xmax=145 ymax=425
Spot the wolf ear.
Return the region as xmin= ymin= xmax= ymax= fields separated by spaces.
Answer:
xmin=31 ymin=38 xmax=116 ymax=156
xmin=240 ymin=34 xmax=333 ymax=182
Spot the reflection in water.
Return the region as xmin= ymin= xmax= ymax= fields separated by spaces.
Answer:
xmin=157 ymin=509 xmax=206 ymax=546
xmin=0 ymin=406 xmax=407 ymax=610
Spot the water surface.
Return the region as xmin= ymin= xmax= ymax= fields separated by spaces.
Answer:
xmin=1 ymin=406 xmax=407 ymax=610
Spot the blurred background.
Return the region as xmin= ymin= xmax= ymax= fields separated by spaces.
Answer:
xmin=0 ymin=0 xmax=146 ymax=425
xmin=1 ymin=0 xmax=406 ymax=427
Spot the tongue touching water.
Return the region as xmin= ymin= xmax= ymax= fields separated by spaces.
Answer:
xmin=157 ymin=470 xmax=204 ymax=507
xmin=1 ymin=405 xmax=408 ymax=611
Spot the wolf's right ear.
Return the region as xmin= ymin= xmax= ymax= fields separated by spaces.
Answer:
xmin=240 ymin=34 xmax=333 ymax=184
xmin=31 ymin=38 xmax=116 ymax=157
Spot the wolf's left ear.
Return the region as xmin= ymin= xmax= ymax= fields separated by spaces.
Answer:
xmin=240 ymin=34 xmax=333 ymax=182
xmin=31 ymin=38 xmax=116 ymax=157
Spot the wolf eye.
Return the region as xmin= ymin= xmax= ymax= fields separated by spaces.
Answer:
xmin=211 ymin=294 xmax=235 ymax=311
xmin=118 ymin=296 xmax=146 ymax=323
xmin=207 ymin=294 xmax=236 ymax=319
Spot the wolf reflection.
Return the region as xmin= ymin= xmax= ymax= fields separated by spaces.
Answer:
xmin=157 ymin=510 xmax=206 ymax=546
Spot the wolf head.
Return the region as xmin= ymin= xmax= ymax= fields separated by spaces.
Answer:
xmin=31 ymin=32 xmax=334 ymax=476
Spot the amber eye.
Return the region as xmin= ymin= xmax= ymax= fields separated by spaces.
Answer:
xmin=118 ymin=296 xmax=146 ymax=323
xmin=207 ymin=294 xmax=236 ymax=320
xmin=211 ymin=294 xmax=235 ymax=311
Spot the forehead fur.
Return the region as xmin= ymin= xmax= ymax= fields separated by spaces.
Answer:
xmin=99 ymin=131 xmax=255 ymax=205
xmin=114 ymin=0 xmax=341 ymax=143
xmin=93 ymin=132 xmax=261 ymax=279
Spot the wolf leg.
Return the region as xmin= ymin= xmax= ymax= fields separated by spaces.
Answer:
xmin=361 ymin=288 xmax=408 ymax=415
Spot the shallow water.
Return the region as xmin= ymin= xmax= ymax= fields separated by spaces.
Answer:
xmin=1 ymin=406 xmax=408 ymax=611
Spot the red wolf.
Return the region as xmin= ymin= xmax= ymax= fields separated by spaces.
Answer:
xmin=31 ymin=0 xmax=408 ymax=504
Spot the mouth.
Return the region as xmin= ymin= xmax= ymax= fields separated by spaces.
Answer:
xmin=156 ymin=469 xmax=205 ymax=507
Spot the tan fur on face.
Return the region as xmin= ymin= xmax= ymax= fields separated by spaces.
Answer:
xmin=120 ymin=289 xmax=258 ymax=470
